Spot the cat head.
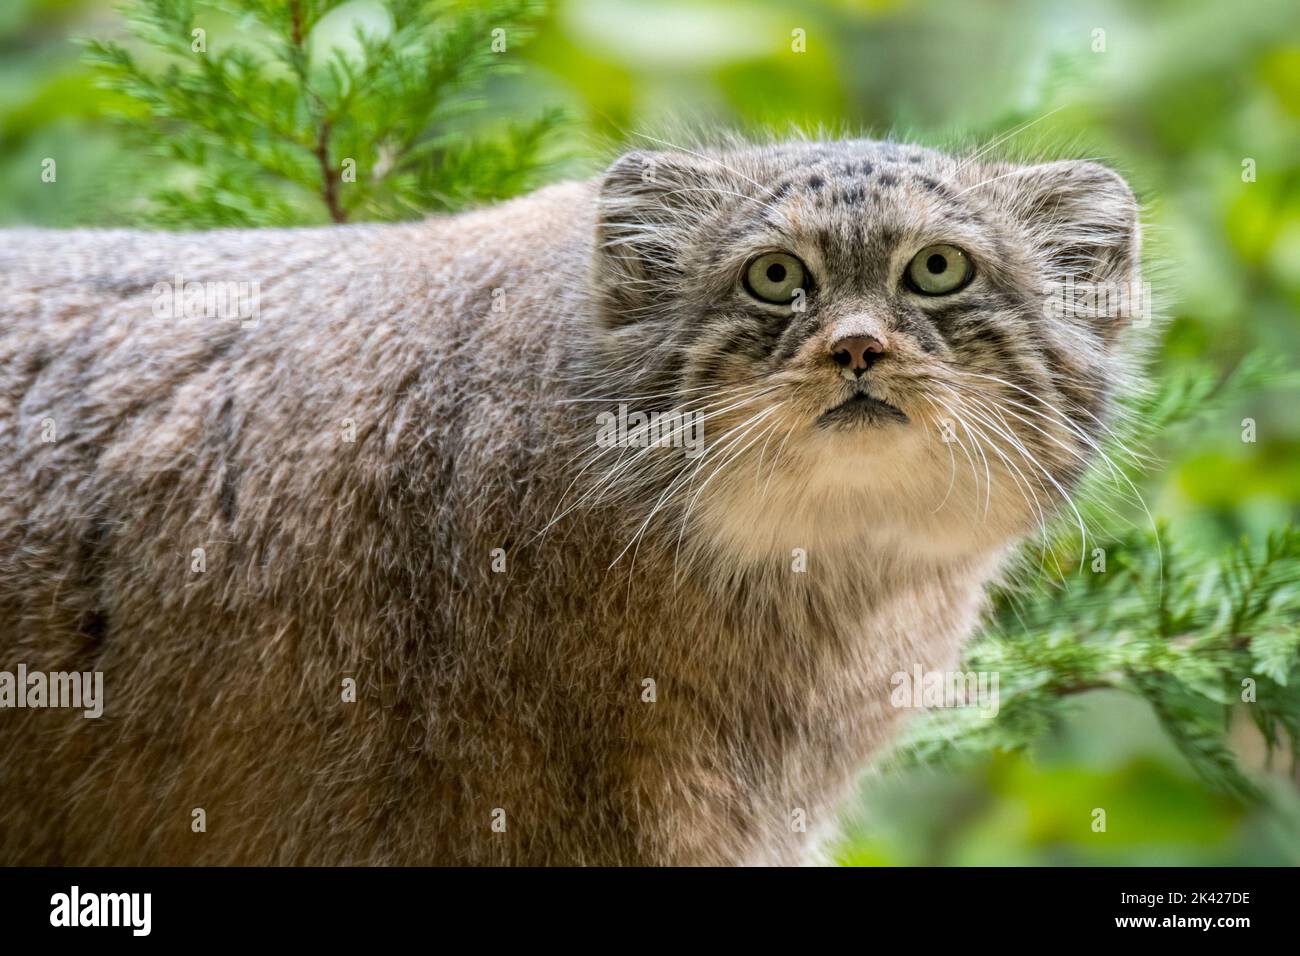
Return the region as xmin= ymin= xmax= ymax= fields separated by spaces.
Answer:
xmin=585 ymin=139 xmax=1144 ymax=561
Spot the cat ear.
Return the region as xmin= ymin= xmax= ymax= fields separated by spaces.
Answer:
xmin=998 ymin=160 xmax=1143 ymax=340
xmin=1006 ymin=160 xmax=1140 ymax=280
xmin=593 ymin=150 xmax=715 ymax=323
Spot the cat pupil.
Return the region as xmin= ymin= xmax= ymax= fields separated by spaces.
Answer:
xmin=766 ymin=263 xmax=787 ymax=283
xmin=926 ymin=254 xmax=947 ymax=274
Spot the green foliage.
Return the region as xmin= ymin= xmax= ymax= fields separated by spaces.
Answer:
xmin=82 ymin=0 xmax=563 ymax=227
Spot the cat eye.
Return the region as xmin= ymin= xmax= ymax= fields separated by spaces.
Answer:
xmin=744 ymin=252 xmax=807 ymax=305
xmin=906 ymin=244 xmax=973 ymax=295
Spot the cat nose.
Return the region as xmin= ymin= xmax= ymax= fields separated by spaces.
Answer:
xmin=830 ymin=335 xmax=885 ymax=377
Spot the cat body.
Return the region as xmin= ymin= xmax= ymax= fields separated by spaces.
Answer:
xmin=0 ymin=139 xmax=1139 ymax=864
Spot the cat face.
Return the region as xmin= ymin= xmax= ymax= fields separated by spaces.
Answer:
xmin=589 ymin=139 xmax=1142 ymax=557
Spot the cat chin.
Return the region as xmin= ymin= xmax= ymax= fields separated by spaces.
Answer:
xmin=690 ymin=445 xmax=1029 ymax=566
xmin=693 ymin=496 xmax=1016 ymax=569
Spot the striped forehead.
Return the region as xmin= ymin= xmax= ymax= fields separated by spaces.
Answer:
xmin=729 ymin=151 xmax=979 ymax=286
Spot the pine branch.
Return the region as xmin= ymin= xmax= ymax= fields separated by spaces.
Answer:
xmin=82 ymin=0 xmax=561 ymax=227
xmin=887 ymin=356 xmax=1300 ymax=803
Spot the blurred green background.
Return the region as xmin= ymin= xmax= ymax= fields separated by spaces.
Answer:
xmin=2 ymin=0 xmax=1298 ymax=864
